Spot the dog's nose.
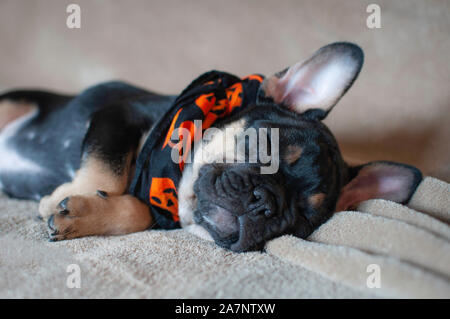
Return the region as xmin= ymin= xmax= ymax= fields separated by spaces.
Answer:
xmin=247 ymin=185 xmax=279 ymax=218
xmin=253 ymin=188 xmax=275 ymax=217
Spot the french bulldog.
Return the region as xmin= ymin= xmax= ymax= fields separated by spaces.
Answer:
xmin=0 ymin=42 xmax=422 ymax=252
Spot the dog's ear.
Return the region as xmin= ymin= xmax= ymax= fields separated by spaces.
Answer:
xmin=336 ymin=161 xmax=422 ymax=212
xmin=261 ymin=42 xmax=364 ymax=120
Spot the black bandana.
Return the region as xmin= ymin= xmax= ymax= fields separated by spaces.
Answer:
xmin=129 ymin=71 xmax=264 ymax=229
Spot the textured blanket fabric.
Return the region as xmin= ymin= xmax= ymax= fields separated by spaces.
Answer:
xmin=267 ymin=177 xmax=450 ymax=298
xmin=0 ymin=177 xmax=448 ymax=298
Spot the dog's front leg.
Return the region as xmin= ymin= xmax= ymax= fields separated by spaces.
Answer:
xmin=38 ymin=155 xmax=133 ymax=219
xmin=47 ymin=193 xmax=152 ymax=241
xmin=39 ymin=103 xmax=149 ymax=220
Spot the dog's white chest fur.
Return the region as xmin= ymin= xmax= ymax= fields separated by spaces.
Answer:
xmin=0 ymin=108 xmax=44 ymax=181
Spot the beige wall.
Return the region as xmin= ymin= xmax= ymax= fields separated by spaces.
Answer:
xmin=1 ymin=0 xmax=449 ymax=180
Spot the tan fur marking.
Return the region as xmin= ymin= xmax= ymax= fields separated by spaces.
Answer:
xmin=39 ymin=154 xmax=133 ymax=218
xmin=284 ymin=145 xmax=303 ymax=164
xmin=308 ymin=193 xmax=326 ymax=208
xmin=49 ymin=194 xmax=152 ymax=240
xmin=0 ymin=100 xmax=37 ymax=131
xmin=76 ymin=154 xmax=133 ymax=194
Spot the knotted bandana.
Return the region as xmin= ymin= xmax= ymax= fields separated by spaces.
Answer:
xmin=129 ymin=71 xmax=264 ymax=229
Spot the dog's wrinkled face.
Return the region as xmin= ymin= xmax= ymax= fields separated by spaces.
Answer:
xmin=181 ymin=43 xmax=422 ymax=252
xmin=192 ymin=106 xmax=346 ymax=251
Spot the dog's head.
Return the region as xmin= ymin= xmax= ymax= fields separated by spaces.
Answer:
xmin=184 ymin=42 xmax=422 ymax=252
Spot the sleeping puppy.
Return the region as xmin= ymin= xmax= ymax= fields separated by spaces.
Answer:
xmin=0 ymin=42 xmax=422 ymax=252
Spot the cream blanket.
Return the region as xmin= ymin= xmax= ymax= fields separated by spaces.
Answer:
xmin=0 ymin=177 xmax=449 ymax=298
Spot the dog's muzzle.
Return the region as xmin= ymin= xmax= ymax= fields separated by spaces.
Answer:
xmin=193 ymin=164 xmax=296 ymax=252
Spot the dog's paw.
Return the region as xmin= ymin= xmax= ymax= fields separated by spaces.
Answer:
xmin=46 ymin=196 xmax=93 ymax=241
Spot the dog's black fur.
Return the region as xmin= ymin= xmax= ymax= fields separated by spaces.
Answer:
xmin=0 ymin=43 xmax=422 ymax=252
xmin=0 ymin=82 xmax=174 ymax=199
xmin=191 ymin=101 xmax=348 ymax=251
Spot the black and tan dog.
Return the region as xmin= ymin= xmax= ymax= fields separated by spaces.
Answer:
xmin=0 ymin=43 xmax=421 ymax=252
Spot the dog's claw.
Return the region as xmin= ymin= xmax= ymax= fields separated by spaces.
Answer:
xmin=96 ymin=190 xmax=108 ymax=199
xmin=47 ymin=214 xmax=55 ymax=231
xmin=58 ymin=197 xmax=70 ymax=215
xmin=47 ymin=215 xmax=60 ymax=240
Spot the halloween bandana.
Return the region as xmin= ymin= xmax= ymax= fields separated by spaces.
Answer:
xmin=129 ymin=71 xmax=264 ymax=229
